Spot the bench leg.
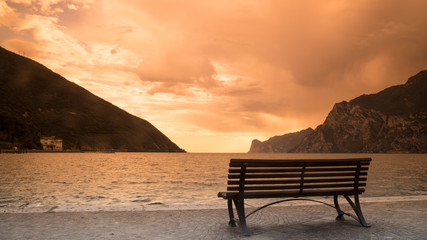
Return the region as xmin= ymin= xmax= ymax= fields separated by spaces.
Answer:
xmin=227 ymin=199 xmax=236 ymax=227
xmin=233 ymin=198 xmax=250 ymax=236
xmin=343 ymin=195 xmax=370 ymax=227
xmin=333 ymin=195 xmax=345 ymax=221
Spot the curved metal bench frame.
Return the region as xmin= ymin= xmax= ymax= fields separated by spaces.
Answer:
xmin=245 ymin=195 xmax=369 ymax=225
xmin=227 ymin=195 xmax=370 ymax=236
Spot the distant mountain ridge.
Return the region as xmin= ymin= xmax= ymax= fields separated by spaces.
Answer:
xmin=249 ymin=71 xmax=427 ymax=153
xmin=0 ymin=47 xmax=184 ymax=152
xmin=249 ymin=128 xmax=314 ymax=153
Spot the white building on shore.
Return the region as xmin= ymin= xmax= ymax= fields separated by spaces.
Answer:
xmin=40 ymin=136 xmax=63 ymax=151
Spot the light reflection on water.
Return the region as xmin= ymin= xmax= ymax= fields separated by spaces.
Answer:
xmin=0 ymin=153 xmax=425 ymax=211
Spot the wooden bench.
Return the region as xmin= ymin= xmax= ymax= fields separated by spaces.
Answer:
xmin=218 ymin=158 xmax=372 ymax=236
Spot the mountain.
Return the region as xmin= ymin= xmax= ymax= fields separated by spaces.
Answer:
xmin=248 ymin=128 xmax=314 ymax=153
xmin=0 ymin=47 xmax=184 ymax=152
xmin=249 ymin=70 xmax=427 ymax=153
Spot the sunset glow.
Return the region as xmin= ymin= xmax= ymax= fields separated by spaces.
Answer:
xmin=1 ymin=0 xmax=427 ymax=152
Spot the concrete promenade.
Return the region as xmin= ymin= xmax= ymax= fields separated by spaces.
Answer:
xmin=1 ymin=196 xmax=426 ymax=239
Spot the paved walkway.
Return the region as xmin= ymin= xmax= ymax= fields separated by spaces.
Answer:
xmin=1 ymin=197 xmax=426 ymax=239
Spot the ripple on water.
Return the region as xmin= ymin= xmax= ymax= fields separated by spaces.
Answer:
xmin=131 ymin=198 xmax=151 ymax=203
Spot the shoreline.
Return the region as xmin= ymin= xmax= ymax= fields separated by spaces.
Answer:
xmin=2 ymin=195 xmax=426 ymax=214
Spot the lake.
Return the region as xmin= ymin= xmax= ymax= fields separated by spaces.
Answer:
xmin=0 ymin=153 xmax=425 ymax=212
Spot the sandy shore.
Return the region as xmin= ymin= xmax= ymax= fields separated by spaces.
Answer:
xmin=1 ymin=196 xmax=426 ymax=239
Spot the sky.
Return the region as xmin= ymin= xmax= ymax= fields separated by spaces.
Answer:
xmin=1 ymin=0 xmax=427 ymax=152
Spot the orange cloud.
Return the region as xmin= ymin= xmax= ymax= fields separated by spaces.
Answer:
xmin=1 ymin=0 xmax=427 ymax=152
xmin=2 ymin=38 xmax=41 ymax=58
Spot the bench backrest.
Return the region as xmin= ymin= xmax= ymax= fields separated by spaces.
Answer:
xmin=227 ymin=158 xmax=371 ymax=197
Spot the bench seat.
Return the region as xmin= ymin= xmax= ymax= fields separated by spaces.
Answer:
xmin=218 ymin=189 xmax=365 ymax=199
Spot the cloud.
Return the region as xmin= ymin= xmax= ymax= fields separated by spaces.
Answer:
xmin=136 ymin=50 xmax=218 ymax=95
xmin=2 ymin=38 xmax=41 ymax=58
xmin=1 ymin=0 xmax=427 ymax=152
xmin=5 ymin=0 xmax=94 ymax=15
xmin=136 ymin=0 xmax=427 ymax=142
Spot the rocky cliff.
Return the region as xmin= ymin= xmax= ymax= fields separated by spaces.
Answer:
xmin=292 ymin=70 xmax=427 ymax=153
xmin=248 ymin=128 xmax=314 ymax=153
xmin=249 ymin=70 xmax=427 ymax=153
xmin=0 ymin=47 xmax=184 ymax=152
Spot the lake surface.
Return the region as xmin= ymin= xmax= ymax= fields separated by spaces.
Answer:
xmin=0 ymin=153 xmax=425 ymax=212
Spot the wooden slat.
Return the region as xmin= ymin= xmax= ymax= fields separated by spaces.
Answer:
xmin=228 ymin=172 xmax=367 ymax=179
xmin=227 ymin=183 xmax=366 ymax=191
xmin=227 ymin=177 xmax=367 ymax=185
xmin=230 ymin=162 xmax=370 ymax=168
xmin=230 ymin=158 xmax=371 ymax=163
xmin=219 ymin=189 xmax=365 ymax=199
xmin=228 ymin=167 xmax=368 ymax=173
